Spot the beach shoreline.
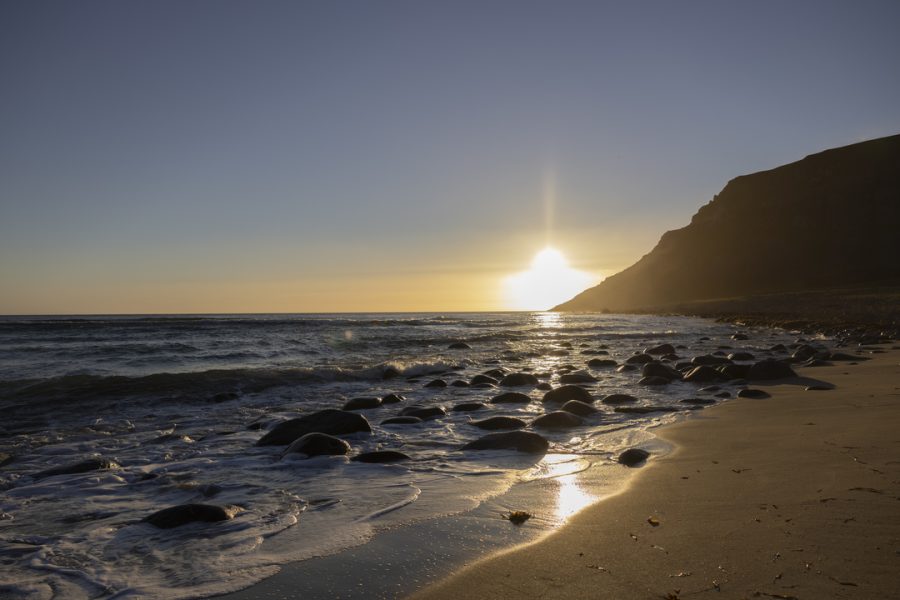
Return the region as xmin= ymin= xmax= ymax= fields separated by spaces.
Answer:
xmin=412 ymin=347 xmax=900 ymax=600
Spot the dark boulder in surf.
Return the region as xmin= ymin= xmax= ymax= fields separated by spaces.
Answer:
xmin=645 ymin=343 xmax=675 ymax=356
xmin=471 ymin=374 xmax=499 ymax=386
xmin=399 ymin=406 xmax=446 ymax=420
xmin=641 ymin=362 xmax=682 ymax=381
xmin=748 ymin=359 xmax=796 ymax=380
xmin=35 ymin=458 xmax=120 ymax=479
xmin=499 ymin=373 xmax=539 ymax=387
xmin=462 ymin=431 xmax=550 ymax=454
xmin=282 ymin=433 xmax=351 ymax=458
xmin=351 ymin=450 xmax=411 ymax=463
xmin=601 ymin=393 xmax=638 ymax=405
xmin=381 ymin=416 xmax=423 ymax=425
xmin=683 ymin=365 xmax=725 ymax=383
xmin=542 ymin=385 xmax=593 ymax=404
xmin=617 ymin=448 xmax=650 ymax=467
xmin=490 ymin=391 xmax=532 ymax=404
xmin=452 ymin=402 xmax=487 ymax=412
xmin=560 ymin=399 xmax=599 ymax=416
xmin=256 ymin=409 xmax=372 ymax=446
xmin=638 ymin=376 xmax=671 ymax=386
xmin=470 ymin=416 xmax=527 ymax=430
xmin=381 ymin=393 xmax=405 ymax=404
xmin=448 ymin=342 xmax=471 ymax=349
xmin=559 ymin=371 xmax=597 ymax=384
xmin=532 ymin=411 xmax=583 ymax=429
xmin=342 ymin=397 xmax=382 ymax=411
xmin=424 ymin=379 xmax=448 ymax=388
xmin=144 ymin=504 xmax=242 ymax=529
xmin=625 ymin=353 xmax=655 ymax=365
xmin=737 ymin=388 xmax=771 ymax=399
xmin=587 ymin=358 xmax=617 ymax=368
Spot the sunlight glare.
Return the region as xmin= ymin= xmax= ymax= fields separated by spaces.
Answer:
xmin=504 ymin=247 xmax=595 ymax=310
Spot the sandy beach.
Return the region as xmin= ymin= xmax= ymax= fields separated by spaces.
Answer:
xmin=413 ymin=347 xmax=900 ymax=600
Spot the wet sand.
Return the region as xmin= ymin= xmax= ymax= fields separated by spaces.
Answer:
xmin=413 ymin=348 xmax=900 ymax=600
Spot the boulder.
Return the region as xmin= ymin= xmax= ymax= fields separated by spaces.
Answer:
xmin=499 ymin=373 xmax=539 ymax=387
xmin=36 ymin=458 xmax=120 ymax=479
xmin=462 ymin=431 xmax=550 ymax=454
xmin=645 ymin=343 xmax=675 ymax=355
xmin=482 ymin=368 xmax=509 ymax=379
xmin=282 ymin=433 xmax=351 ymax=458
xmin=490 ymin=392 xmax=532 ymax=404
xmin=737 ymin=388 xmax=771 ymax=399
xmin=448 ymin=342 xmax=471 ymax=349
xmin=641 ymin=362 xmax=682 ymax=381
xmin=450 ymin=379 xmax=470 ymax=387
xmin=542 ymin=385 xmax=593 ymax=404
xmin=342 ymin=397 xmax=382 ymax=411
xmin=560 ymin=400 xmax=599 ymax=416
xmin=718 ymin=364 xmax=751 ymax=380
xmin=424 ymin=379 xmax=448 ymax=388
xmin=381 ymin=393 xmax=405 ymax=404
xmin=615 ymin=406 xmax=681 ymax=414
xmin=470 ymin=416 xmax=527 ymax=430
xmin=532 ymin=411 xmax=583 ymax=429
xmin=680 ymin=397 xmax=716 ymax=405
xmin=381 ymin=416 xmax=423 ymax=425
xmin=257 ymin=410 xmax=372 ymax=446
xmin=731 ymin=333 xmax=749 ymax=340
xmin=601 ymin=393 xmax=638 ymax=404
xmin=144 ymin=504 xmax=241 ymax=529
xmin=559 ymin=370 xmax=597 ymax=384
xmin=399 ymin=406 xmax=446 ymax=420
xmin=587 ymin=358 xmax=617 ymax=368
xmin=748 ymin=359 xmax=797 ymax=380
xmin=452 ymin=402 xmax=486 ymax=412
xmin=683 ymin=365 xmax=725 ymax=383
xmin=616 ymin=364 xmax=638 ymax=373
xmin=617 ymin=448 xmax=650 ymax=467
xmin=471 ymin=374 xmax=499 ymax=386
xmin=351 ymin=450 xmax=411 ymax=463
xmin=625 ymin=353 xmax=655 ymax=365
xmin=691 ymin=354 xmax=731 ymax=366
xmin=727 ymin=352 xmax=755 ymax=361
xmin=638 ymin=376 xmax=670 ymax=386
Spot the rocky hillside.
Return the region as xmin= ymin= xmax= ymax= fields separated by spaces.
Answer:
xmin=555 ymin=134 xmax=900 ymax=312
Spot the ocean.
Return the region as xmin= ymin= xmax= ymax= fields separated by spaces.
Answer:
xmin=0 ymin=313 xmax=806 ymax=598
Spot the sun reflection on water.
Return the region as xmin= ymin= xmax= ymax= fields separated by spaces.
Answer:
xmin=531 ymin=454 xmax=598 ymax=522
xmin=534 ymin=311 xmax=563 ymax=328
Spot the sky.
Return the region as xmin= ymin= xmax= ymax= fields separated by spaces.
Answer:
xmin=1 ymin=0 xmax=899 ymax=314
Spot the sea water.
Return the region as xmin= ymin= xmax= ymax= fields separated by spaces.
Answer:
xmin=0 ymin=313 xmax=804 ymax=598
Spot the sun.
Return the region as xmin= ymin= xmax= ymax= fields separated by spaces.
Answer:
xmin=504 ymin=247 xmax=595 ymax=310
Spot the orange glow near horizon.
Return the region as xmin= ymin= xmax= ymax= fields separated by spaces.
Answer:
xmin=503 ymin=247 xmax=595 ymax=311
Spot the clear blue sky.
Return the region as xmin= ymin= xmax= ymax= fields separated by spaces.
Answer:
xmin=2 ymin=0 xmax=899 ymax=313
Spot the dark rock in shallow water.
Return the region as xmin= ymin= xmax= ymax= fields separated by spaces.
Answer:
xmin=791 ymin=344 xmax=822 ymax=361
xmin=144 ymin=504 xmax=241 ymax=529
xmin=532 ymin=411 xmax=583 ymax=429
xmin=601 ymin=393 xmax=638 ymax=405
xmin=452 ymin=402 xmax=486 ymax=412
xmin=381 ymin=416 xmax=423 ymax=425
xmin=616 ymin=364 xmax=638 ymax=373
xmin=806 ymin=385 xmax=832 ymax=391
xmin=625 ymin=353 xmax=655 ymax=365
xmin=499 ymin=373 xmax=539 ymax=387
xmin=450 ymin=379 xmax=470 ymax=387
xmin=470 ymin=416 xmax=527 ymax=431
xmin=587 ymin=358 xmax=617 ymax=368
xmin=714 ymin=391 xmax=732 ymax=398
xmin=769 ymin=344 xmax=788 ymax=353
xmin=399 ymin=406 xmax=446 ymax=420
xmin=282 ymin=433 xmax=351 ymax=458
xmin=718 ymin=363 xmax=751 ymax=380
xmin=618 ymin=448 xmax=650 ymax=467
xmin=542 ymin=385 xmax=593 ymax=404
xmin=698 ymin=385 xmax=721 ymax=393
xmin=638 ymin=376 xmax=670 ymax=386
xmin=680 ymin=397 xmax=716 ymax=405
xmin=727 ymin=352 xmax=755 ymax=361
xmin=560 ymin=400 xmax=599 ymax=416
xmin=448 ymin=342 xmax=471 ymax=349
xmin=351 ymin=450 xmax=411 ymax=463
xmin=641 ymin=362 xmax=682 ymax=381
xmin=382 ymin=366 xmax=402 ymax=379
xmin=257 ymin=409 xmax=372 ymax=446
xmin=737 ymin=388 xmax=770 ymax=399
xmin=536 ymin=382 xmax=553 ymax=391
xmin=559 ymin=371 xmax=597 ymax=384
xmin=692 ymin=354 xmax=731 ymax=366
xmin=645 ymin=343 xmax=675 ymax=356
xmin=482 ymin=368 xmax=509 ymax=379
xmin=36 ymin=458 xmax=120 ymax=479
xmin=490 ymin=391 xmax=532 ymax=404
xmin=342 ymin=397 xmax=382 ymax=411
xmin=471 ymin=374 xmax=499 ymax=386
xmin=462 ymin=431 xmax=549 ymax=454
xmin=748 ymin=359 xmax=796 ymax=380
xmin=731 ymin=333 xmax=749 ymax=341
xmin=683 ymin=365 xmax=725 ymax=383
xmin=424 ymin=379 xmax=447 ymax=388
xmin=614 ymin=406 xmax=681 ymax=414
xmin=381 ymin=393 xmax=405 ymax=404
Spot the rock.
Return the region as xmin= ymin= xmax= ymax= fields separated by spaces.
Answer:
xmin=718 ymin=363 xmax=751 ymax=380
xmin=382 ymin=366 xmax=402 ymax=379
xmin=399 ymin=406 xmax=446 ymax=420
xmin=800 ymin=358 xmax=830 ymax=367
xmin=748 ymin=359 xmax=796 ymax=380
xmin=791 ymin=344 xmax=822 ymax=361
xmin=806 ymin=385 xmax=832 ymax=391
xmin=282 ymin=433 xmax=351 ymax=458
xmin=490 ymin=391 xmax=532 ymax=404
xmin=638 ymin=376 xmax=670 ymax=386
xmin=381 ymin=416 xmax=423 ymax=425
xmin=482 ymin=368 xmax=509 ymax=379
xmin=714 ymin=391 xmax=732 ymax=398
xmin=769 ymin=344 xmax=788 ymax=352
xmin=381 ymin=393 xmax=405 ymax=404
xmin=532 ymin=411 xmax=583 ymax=429
xmin=727 ymin=352 xmax=755 ymax=361
xmin=683 ymin=365 xmax=725 ymax=383
xmin=449 ymin=379 xmax=469 ymax=387
xmin=617 ymin=448 xmax=650 ymax=467
xmin=424 ymin=379 xmax=448 ymax=388
xmin=471 ymin=374 xmax=499 ymax=385
xmin=342 ymin=397 xmax=382 ymax=411
xmin=691 ymin=354 xmax=731 ymax=366
xmin=499 ymin=373 xmax=539 ymax=387
xmin=680 ymin=397 xmax=716 ymax=405
xmin=452 ymin=402 xmax=487 ymax=412
xmin=558 ymin=371 xmax=597 ymax=384
xmin=625 ymin=353 xmax=655 ymax=365
xmin=470 ymin=416 xmax=527 ymax=430
xmin=448 ymin=342 xmax=471 ymax=349
xmin=698 ymin=385 xmax=721 ymax=392
xmin=36 ymin=458 xmax=120 ymax=479
xmin=645 ymin=343 xmax=675 ymax=355
xmin=542 ymin=385 xmax=593 ymax=404
xmin=641 ymin=362 xmax=682 ymax=380
xmin=731 ymin=333 xmax=749 ymax=340
xmin=351 ymin=450 xmax=411 ymax=463
xmin=462 ymin=431 xmax=550 ymax=454
xmin=737 ymin=388 xmax=770 ymax=399
xmin=614 ymin=406 xmax=681 ymax=414
xmin=616 ymin=364 xmax=638 ymax=373
xmin=587 ymin=358 xmax=617 ymax=368
xmin=601 ymin=393 xmax=638 ymax=404
xmin=257 ymin=410 xmax=372 ymax=446
xmin=144 ymin=504 xmax=241 ymax=529
xmin=0 ymin=453 xmax=13 ymax=468
xmin=560 ymin=400 xmax=598 ymax=416
xmin=536 ymin=382 xmax=553 ymax=391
